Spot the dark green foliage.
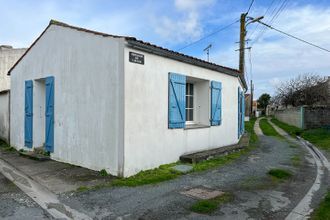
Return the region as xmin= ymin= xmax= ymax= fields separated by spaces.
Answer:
xmin=268 ymin=169 xmax=292 ymax=180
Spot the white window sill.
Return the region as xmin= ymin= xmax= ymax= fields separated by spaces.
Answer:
xmin=184 ymin=124 xmax=210 ymax=130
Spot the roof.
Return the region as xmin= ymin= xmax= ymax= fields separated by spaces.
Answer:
xmin=8 ymin=20 xmax=247 ymax=89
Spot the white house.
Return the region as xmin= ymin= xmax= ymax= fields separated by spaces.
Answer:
xmin=9 ymin=20 xmax=246 ymax=177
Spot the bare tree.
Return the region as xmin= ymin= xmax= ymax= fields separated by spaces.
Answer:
xmin=272 ymin=74 xmax=328 ymax=107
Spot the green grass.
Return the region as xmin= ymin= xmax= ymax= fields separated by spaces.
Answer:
xmin=81 ymin=119 xmax=259 ymax=188
xmin=271 ymin=118 xmax=303 ymax=136
xmin=301 ymin=128 xmax=330 ymax=151
xmin=245 ymin=117 xmax=258 ymax=145
xmin=312 ymin=191 xmax=330 ymax=220
xmin=190 ymin=193 xmax=233 ymax=214
xmin=259 ymin=118 xmax=281 ymax=137
xmin=76 ymin=186 xmax=90 ymax=192
xmin=271 ymin=118 xmax=330 ymax=151
xmin=0 ymin=139 xmax=15 ymax=152
xmin=268 ymin=168 xmax=292 ymax=180
xmin=112 ymin=163 xmax=181 ymax=187
xmin=291 ymin=155 xmax=301 ymax=167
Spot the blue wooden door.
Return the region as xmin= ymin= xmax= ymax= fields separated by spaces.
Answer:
xmin=45 ymin=76 xmax=54 ymax=152
xmin=25 ymin=80 xmax=33 ymax=147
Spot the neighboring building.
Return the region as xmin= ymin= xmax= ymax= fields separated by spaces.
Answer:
xmin=9 ymin=20 xmax=247 ymax=177
xmin=0 ymin=45 xmax=26 ymax=91
xmin=245 ymin=94 xmax=252 ymax=120
xmin=0 ymin=45 xmax=26 ymax=142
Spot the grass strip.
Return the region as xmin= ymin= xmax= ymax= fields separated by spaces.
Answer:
xmin=259 ymin=118 xmax=281 ymax=137
xmin=270 ymin=118 xmax=303 ymax=136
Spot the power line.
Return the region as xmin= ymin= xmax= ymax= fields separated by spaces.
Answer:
xmin=246 ymin=0 xmax=255 ymax=14
xmin=177 ymin=19 xmax=239 ymax=51
xmin=257 ymin=21 xmax=330 ymax=53
xmin=252 ymin=0 xmax=289 ymax=45
xmin=248 ymin=0 xmax=275 ymax=40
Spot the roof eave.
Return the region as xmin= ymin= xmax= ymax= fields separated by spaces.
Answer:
xmin=126 ymin=39 xmax=240 ymax=78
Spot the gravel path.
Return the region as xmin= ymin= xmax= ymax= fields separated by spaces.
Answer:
xmin=0 ymin=172 xmax=51 ymax=220
xmin=59 ymin=119 xmax=322 ymax=220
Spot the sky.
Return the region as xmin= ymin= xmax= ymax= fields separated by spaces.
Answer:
xmin=1 ymin=0 xmax=330 ymax=98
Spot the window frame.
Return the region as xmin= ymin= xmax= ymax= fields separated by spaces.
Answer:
xmin=185 ymin=83 xmax=194 ymax=124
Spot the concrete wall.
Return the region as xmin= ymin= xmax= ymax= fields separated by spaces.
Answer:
xmin=274 ymin=106 xmax=330 ymax=129
xmin=10 ymin=25 xmax=125 ymax=176
xmin=304 ymin=106 xmax=330 ymax=129
xmin=0 ymin=91 xmax=10 ymax=142
xmin=0 ymin=46 xmax=26 ymax=91
xmin=274 ymin=107 xmax=302 ymax=128
xmin=123 ymin=47 xmax=244 ymax=176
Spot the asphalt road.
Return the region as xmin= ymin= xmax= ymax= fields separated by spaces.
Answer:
xmin=0 ymin=172 xmax=51 ymax=220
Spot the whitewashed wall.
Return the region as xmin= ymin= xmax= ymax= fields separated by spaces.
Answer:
xmin=0 ymin=91 xmax=10 ymax=142
xmin=123 ymin=47 xmax=244 ymax=176
xmin=0 ymin=46 xmax=26 ymax=91
xmin=10 ymin=25 xmax=125 ymax=176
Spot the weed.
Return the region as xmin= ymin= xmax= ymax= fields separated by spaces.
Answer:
xmin=190 ymin=193 xmax=233 ymax=214
xmin=268 ymin=168 xmax=292 ymax=180
xmin=99 ymin=169 xmax=108 ymax=177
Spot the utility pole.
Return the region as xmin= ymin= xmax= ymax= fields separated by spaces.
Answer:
xmin=250 ymin=80 xmax=253 ymax=117
xmin=239 ymin=13 xmax=247 ymax=76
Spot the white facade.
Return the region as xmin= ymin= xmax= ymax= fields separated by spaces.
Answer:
xmin=123 ymin=48 xmax=243 ymax=176
xmin=10 ymin=21 xmax=245 ymax=177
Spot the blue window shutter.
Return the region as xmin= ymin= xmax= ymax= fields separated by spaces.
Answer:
xmin=237 ymin=87 xmax=241 ymax=138
xmin=210 ymin=81 xmax=222 ymax=126
xmin=168 ymin=73 xmax=186 ymax=129
xmin=45 ymin=76 xmax=54 ymax=152
xmin=25 ymin=80 xmax=33 ymax=148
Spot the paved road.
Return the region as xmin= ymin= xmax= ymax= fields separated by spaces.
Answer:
xmin=59 ymin=120 xmax=326 ymax=219
xmin=0 ymin=172 xmax=51 ymax=220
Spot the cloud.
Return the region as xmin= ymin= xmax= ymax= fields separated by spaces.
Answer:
xmin=175 ymin=0 xmax=215 ymax=11
xmin=154 ymin=0 xmax=215 ymax=45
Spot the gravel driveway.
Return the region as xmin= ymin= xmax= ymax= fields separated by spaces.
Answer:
xmin=59 ymin=123 xmax=326 ymax=219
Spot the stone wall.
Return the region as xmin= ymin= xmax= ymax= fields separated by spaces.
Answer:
xmin=304 ymin=106 xmax=330 ymax=129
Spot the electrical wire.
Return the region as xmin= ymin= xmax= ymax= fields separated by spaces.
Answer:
xmin=177 ymin=19 xmax=239 ymax=51
xmin=252 ymin=0 xmax=290 ymax=45
xmin=248 ymin=0 xmax=275 ymax=40
xmin=246 ymin=0 xmax=255 ymax=15
xmin=257 ymin=21 xmax=330 ymax=53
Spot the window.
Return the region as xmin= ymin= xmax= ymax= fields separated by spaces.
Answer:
xmin=186 ymin=83 xmax=194 ymax=122
xmin=168 ymin=72 xmax=211 ymax=129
